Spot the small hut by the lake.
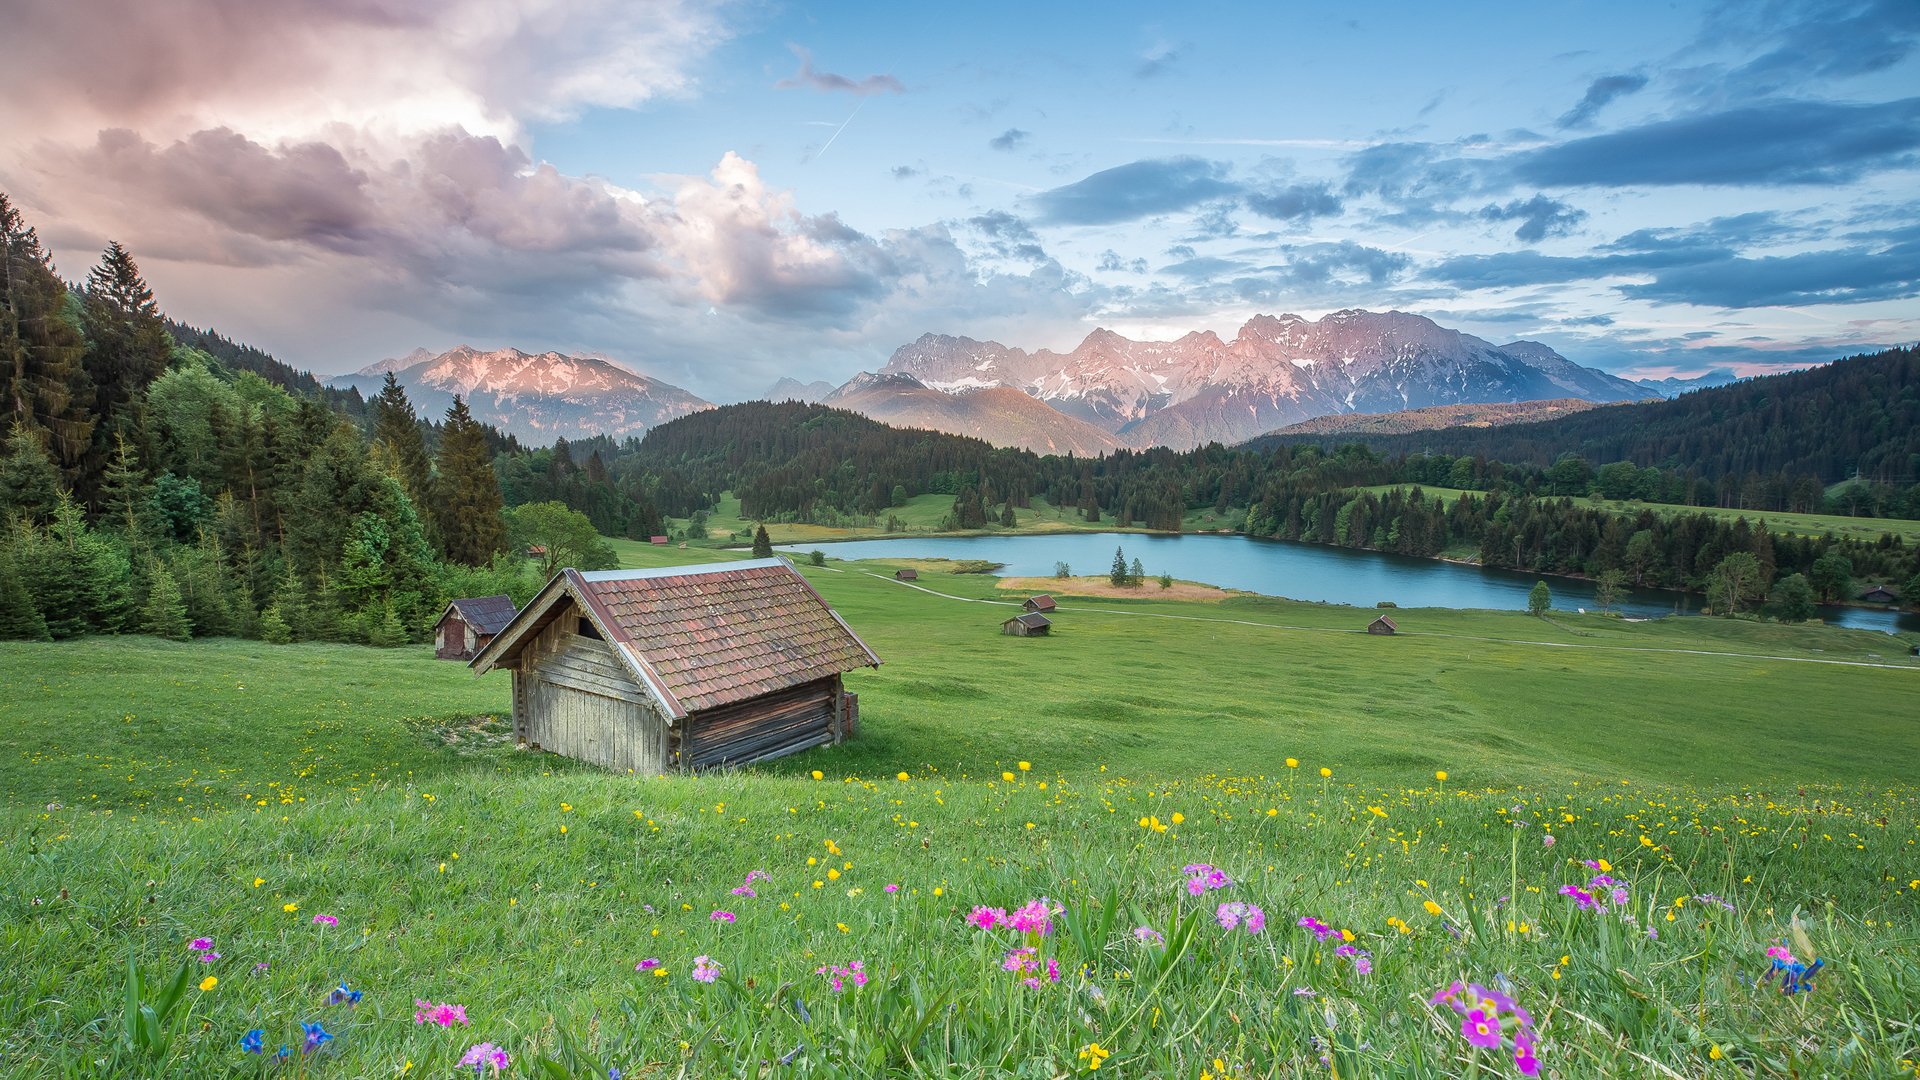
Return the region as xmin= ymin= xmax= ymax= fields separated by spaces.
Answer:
xmin=470 ymin=558 xmax=880 ymax=774
xmin=1861 ymin=584 xmax=1898 ymax=604
xmin=1023 ymin=594 xmax=1057 ymax=613
xmin=433 ymin=595 xmax=518 ymax=660
xmin=894 ymin=568 xmax=919 ymax=581
xmin=1003 ymin=612 xmax=1051 ymax=637
xmin=1367 ymin=614 xmax=1399 ymax=635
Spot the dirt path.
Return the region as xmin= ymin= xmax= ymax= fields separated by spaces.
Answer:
xmin=863 ymin=572 xmax=1920 ymax=673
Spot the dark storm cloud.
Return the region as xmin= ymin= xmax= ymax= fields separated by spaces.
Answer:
xmin=1512 ymin=98 xmax=1920 ymax=187
xmin=1556 ymin=74 xmax=1648 ymax=129
xmin=775 ymin=45 xmax=904 ymax=96
xmin=1031 ymin=157 xmax=1238 ymax=225
xmin=1477 ymin=194 xmax=1587 ymax=243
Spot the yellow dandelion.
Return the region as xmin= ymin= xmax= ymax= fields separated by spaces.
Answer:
xmin=1002 ymin=771 xmax=1016 ymax=783
xmin=1018 ymin=761 xmax=1031 ymax=771
xmin=1285 ymin=758 xmax=1298 ymax=768
xmin=896 ymin=772 xmax=910 ymax=782
xmin=1435 ymin=770 xmax=1448 ymax=782
xmin=810 ymin=770 xmax=823 ymax=780
xmin=1423 ymin=900 xmax=1443 ymax=917
xmin=283 ymin=903 xmax=298 ymax=913
xmin=198 ymin=976 xmax=218 ymax=991
xmin=1320 ymin=767 xmax=1332 ymax=778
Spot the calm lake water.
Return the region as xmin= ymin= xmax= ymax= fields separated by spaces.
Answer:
xmin=786 ymin=532 xmax=1919 ymax=635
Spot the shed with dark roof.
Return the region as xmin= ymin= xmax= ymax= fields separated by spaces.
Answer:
xmin=470 ymin=559 xmax=880 ymax=773
xmin=434 ymin=595 xmax=518 ymax=660
xmin=1022 ymin=594 xmax=1057 ymax=613
xmin=1002 ymin=612 xmax=1051 ymax=636
xmin=1367 ymin=614 xmax=1398 ymax=635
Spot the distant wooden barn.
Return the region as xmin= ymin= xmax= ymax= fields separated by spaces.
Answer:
xmin=894 ymin=568 xmax=919 ymax=581
xmin=1367 ymin=614 xmax=1398 ymax=635
xmin=1861 ymin=584 xmax=1898 ymax=604
xmin=434 ymin=595 xmax=517 ymax=660
xmin=650 ymin=535 xmax=669 ymax=545
xmin=1003 ymin=612 xmax=1051 ymax=636
xmin=470 ymin=559 xmax=880 ymax=774
xmin=1023 ymin=594 xmax=1057 ymax=613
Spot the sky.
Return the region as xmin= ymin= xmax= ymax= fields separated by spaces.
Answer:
xmin=3 ymin=0 xmax=1916 ymax=402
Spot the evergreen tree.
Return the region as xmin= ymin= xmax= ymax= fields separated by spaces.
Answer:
xmin=0 ymin=423 xmax=62 ymax=522
xmin=0 ymin=548 xmax=49 ymax=641
xmin=1129 ymin=557 xmax=1145 ymax=586
xmin=999 ymin=502 xmax=1016 ymax=527
xmin=752 ymin=524 xmax=773 ymax=558
xmin=97 ymin=431 xmax=150 ymax=537
xmin=258 ymin=602 xmax=292 ymax=644
xmin=1527 ymin=580 xmax=1551 ymax=616
xmin=432 ymin=396 xmax=507 ymax=565
xmin=367 ymin=599 xmax=409 ymax=647
xmin=370 ymin=372 xmax=435 ymax=512
xmin=0 ymin=193 xmax=94 ymax=484
xmin=139 ymin=566 xmax=192 ymax=641
xmin=79 ymin=241 xmax=172 ymax=491
xmin=1110 ymin=546 xmax=1128 ymax=587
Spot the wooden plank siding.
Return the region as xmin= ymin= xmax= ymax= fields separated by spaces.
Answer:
xmin=682 ymin=676 xmax=838 ymax=770
xmin=513 ymin=603 xmax=668 ymax=774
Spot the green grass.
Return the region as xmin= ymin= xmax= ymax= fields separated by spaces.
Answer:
xmin=669 ymin=492 xmax=1214 ymax=549
xmin=4 ymin=556 xmax=1919 ymax=1076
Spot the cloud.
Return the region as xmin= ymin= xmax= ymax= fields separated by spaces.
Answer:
xmin=989 ymin=128 xmax=1029 ymax=152
xmin=1244 ymin=181 xmax=1343 ymax=222
xmin=1031 ymin=157 xmax=1238 ymax=225
xmin=1691 ymin=0 xmax=1920 ymax=101
xmin=1136 ymin=43 xmax=1182 ymax=79
xmin=1618 ymin=242 xmax=1920 ymax=308
xmin=1159 ymin=256 xmax=1250 ymax=281
xmin=1097 ymin=249 xmax=1147 ymax=273
xmin=891 ymin=165 xmax=921 ymax=180
xmin=1425 ymin=248 xmax=1727 ymax=290
xmin=774 ymin=45 xmax=904 ymax=96
xmin=963 ymin=210 xmax=1048 ymax=262
xmin=1556 ymin=73 xmax=1648 ymax=129
xmin=1512 ymin=98 xmax=1920 ymax=187
xmin=1477 ymin=194 xmax=1587 ymax=243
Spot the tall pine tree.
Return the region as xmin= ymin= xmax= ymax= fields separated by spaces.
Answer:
xmin=80 ymin=242 xmax=173 ymax=462
xmin=0 ymin=193 xmax=94 ymax=484
xmin=432 ymin=396 xmax=507 ymax=565
xmin=370 ymin=372 xmax=435 ymax=514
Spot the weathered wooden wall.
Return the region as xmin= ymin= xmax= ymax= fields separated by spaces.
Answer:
xmin=435 ymin=615 xmax=471 ymax=660
xmin=682 ymin=675 xmax=839 ymax=770
xmin=514 ymin=602 xmax=668 ymax=775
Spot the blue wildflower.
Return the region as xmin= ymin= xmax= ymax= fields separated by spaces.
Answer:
xmin=239 ymin=1029 xmax=264 ymax=1054
xmin=328 ymin=980 xmax=362 ymax=1006
xmin=1765 ymin=939 xmax=1824 ymax=994
xmin=302 ymin=1020 xmax=333 ymax=1052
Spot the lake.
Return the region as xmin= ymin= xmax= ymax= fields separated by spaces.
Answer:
xmin=784 ymin=532 xmax=1918 ymax=635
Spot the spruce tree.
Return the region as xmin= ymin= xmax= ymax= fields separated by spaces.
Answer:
xmin=97 ymin=430 xmax=150 ymax=537
xmin=0 ymin=548 xmax=50 ymax=641
xmin=0 ymin=423 xmax=61 ymax=522
xmin=80 ymin=242 xmax=172 ymax=452
xmin=432 ymin=396 xmax=507 ymax=565
xmin=0 ymin=193 xmax=95 ymax=484
xmin=139 ymin=566 xmax=192 ymax=641
xmin=1129 ymin=557 xmax=1145 ymax=586
xmin=258 ymin=603 xmax=292 ymax=644
xmin=370 ymin=372 xmax=435 ymax=512
xmin=1110 ymin=546 xmax=1128 ymax=587
xmin=752 ymin=524 xmax=773 ymax=558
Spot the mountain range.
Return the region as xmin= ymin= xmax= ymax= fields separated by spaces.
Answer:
xmin=331 ymin=346 xmax=712 ymax=443
xmin=1632 ymin=368 xmax=1742 ymax=398
xmin=855 ymin=310 xmax=1655 ymax=450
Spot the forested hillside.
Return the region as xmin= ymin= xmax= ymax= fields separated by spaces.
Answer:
xmin=1253 ymin=346 xmax=1920 ymax=490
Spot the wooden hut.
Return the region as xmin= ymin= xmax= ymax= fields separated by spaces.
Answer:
xmin=1003 ymin=612 xmax=1051 ymax=636
xmin=433 ymin=595 xmax=517 ymax=660
xmin=1861 ymin=584 xmax=1897 ymax=604
xmin=1023 ymin=594 xmax=1057 ymax=613
xmin=894 ymin=568 xmax=919 ymax=581
xmin=650 ymin=535 xmax=669 ymax=545
xmin=470 ymin=559 xmax=880 ymax=774
xmin=1367 ymin=614 xmax=1398 ymax=635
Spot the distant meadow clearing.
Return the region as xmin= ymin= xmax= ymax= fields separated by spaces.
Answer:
xmin=3 ymin=559 xmax=1918 ymax=1077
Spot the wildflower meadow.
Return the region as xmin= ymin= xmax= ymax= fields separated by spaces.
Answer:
xmin=3 ymin=561 xmax=1918 ymax=1077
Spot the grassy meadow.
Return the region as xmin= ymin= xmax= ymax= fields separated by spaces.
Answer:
xmin=679 ymin=492 xmax=1238 ymax=548
xmin=3 ymin=553 xmax=1918 ymax=1077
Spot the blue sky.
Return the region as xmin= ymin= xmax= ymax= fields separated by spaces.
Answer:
xmin=2 ymin=0 xmax=1915 ymax=400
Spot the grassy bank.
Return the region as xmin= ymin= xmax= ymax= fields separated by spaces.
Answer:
xmin=3 ymin=556 xmax=1917 ymax=1076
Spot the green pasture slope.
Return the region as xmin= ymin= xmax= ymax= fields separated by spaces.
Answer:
xmin=3 ymin=553 xmax=1917 ymax=1076
xmin=674 ymin=492 xmax=1234 ymax=548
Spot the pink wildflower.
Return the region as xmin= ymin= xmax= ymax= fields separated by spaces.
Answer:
xmin=414 ymin=999 xmax=470 ymax=1027
xmin=312 ymin=914 xmax=338 ymax=927
xmin=710 ymin=910 xmax=736 ymax=923
xmin=692 ymin=955 xmax=721 ymax=983
xmin=968 ymin=905 xmax=1005 ymax=930
xmin=1217 ymin=901 xmax=1265 ymax=933
xmin=1005 ymin=899 xmax=1054 ymax=935
xmin=884 ymin=883 xmax=900 ymax=893
xmin=188 ymin=937 xmax=213 ymax=952
xmin=1462 ymin=1008 xmax=1502 ymax=1049
xmin=458 ymin=1042 xmax=510 ymax=1074
xmin=635 ymin=958 xmax=660 ymax=972
xmin=1133 ymin=925 xmax=1164 ymax=945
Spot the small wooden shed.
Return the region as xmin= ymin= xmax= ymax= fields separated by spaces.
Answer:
xmin=1023 ymin=594 xmax=1057 ymax=613
xmin=470 ymin=559 xmax=880 ymax=774
xmin=1003 ymin=612 xmax=1051 ymax=636
xmin=1367 ymin=614 xmax=1398 ymax=635
xmin=650 ymin=535 xmax=669 ymax=545
xmin=894 ymin=568 xmax=919 ymax=581
xmin=1861 ymin=584 xmax=1897 ymax=603
xmin=434 ymin=595 xmax=517 ymax=660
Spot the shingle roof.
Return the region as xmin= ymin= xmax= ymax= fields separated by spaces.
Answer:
xmin=571 ymin=559 xmax=880 ymax=715
xmin=448 ymin=595 xmax=517 ymax=635
xmin=1024 ymin=594 xmax=1056 ymax=611
xmin=1007 ymin=612 xmax=1051 ymax=630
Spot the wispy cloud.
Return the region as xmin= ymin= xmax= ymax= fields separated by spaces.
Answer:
xmin=1556 ymin=73 xmax=1649 ymax=129
xmin=989 ymin=128 xmax=1029 ymax=151
xmin=774 ymin=44 xmax=904 ymax=96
